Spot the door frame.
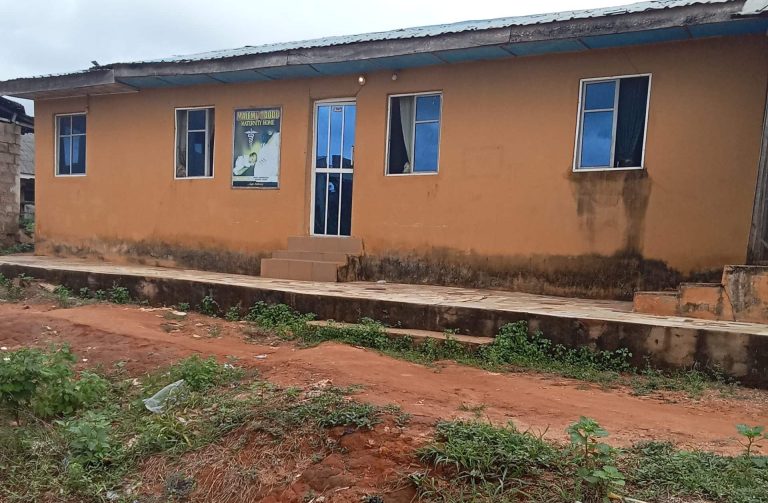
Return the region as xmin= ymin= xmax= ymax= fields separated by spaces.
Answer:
xmin=748 ymin=82 xmax=768 ymax=263
xmin=309 ymin=97 xmax=357 ymax=237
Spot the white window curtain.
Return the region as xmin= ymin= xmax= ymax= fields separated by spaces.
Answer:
xmin=399 ymin=97 xmax=415 ymax=173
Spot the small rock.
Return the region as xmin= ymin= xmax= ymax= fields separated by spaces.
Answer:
xmin=192 ymin=334 xmax=201 ymax=339
xmin=311 ymin=379 xmax=333 ymax=389
xmin=38 ymin=282 xmax=57 ymax=293
xmin=254 ymin=354 xmax=268 ymax=359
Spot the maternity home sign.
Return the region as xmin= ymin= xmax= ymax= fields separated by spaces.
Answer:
xmin=232 ymin=107 xmax=282 ymax=188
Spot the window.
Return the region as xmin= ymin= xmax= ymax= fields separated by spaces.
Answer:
xmin=175 ymin=107 xmax=215 ymax=178
xmin=575 ymin=75 xmax=650 ymax=170
xmin=56 ymin=114 xmax=86 ymax=176
xmin=386 ymin=92 xmax=441 ymax=174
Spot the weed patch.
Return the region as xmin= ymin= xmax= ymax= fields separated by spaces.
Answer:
xmin=415 ymin=419 xmax=768 ymax=503
xmin=0 ymin=348 xmax=403 ymax=502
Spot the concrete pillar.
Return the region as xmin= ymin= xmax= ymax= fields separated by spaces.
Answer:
xmin=0 ymin=122 xmax=21 ymax=245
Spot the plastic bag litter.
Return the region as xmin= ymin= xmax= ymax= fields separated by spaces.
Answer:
xmin=142 ymin=379 xmax=187 ymax=413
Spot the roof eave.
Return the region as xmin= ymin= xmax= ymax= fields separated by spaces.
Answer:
xmin=2 ymin=0 xmax=766 ymax=100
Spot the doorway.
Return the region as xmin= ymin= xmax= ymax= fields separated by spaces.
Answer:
xmin=311 ymin=100 xmax=356 ymax=236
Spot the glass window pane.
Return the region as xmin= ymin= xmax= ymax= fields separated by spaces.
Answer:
xmin=580 ymin=111 xmax=614 ymax=168
xmin=187 ymin=109 xmax=207 ymax=130
xmin=316 ymin=105 xmax=329 ymax=169
xmin=71 ymin=115 xmax=86 ymax=134
xmin=584 ymin=81 xmax=616 ymax=110
xmin=313 ymin=173 xmax=327 ymax=234
xmin=187 ymin=131 xmax=206 ymax=176
xmin=416 ymin=94 xmax=441 ymax=122
xmin=58 ymin=116 xmax=72 ymax=136
xmin=58 ymin=136 xmax=71 ymax=175
xmin=340 ymin=172 xmax=353 ymax=236
xmin=413 ymin=122 xmax=439 ymax=172
xmin=326 ymin=172 xmax=341 ymax=235
xmin=71 ymin=135 xmax=86 ymax=174
xmin=342 ymin=105 xmax=356 ymax=169
xmin=329 ymin=106 xmax=343 ymax=168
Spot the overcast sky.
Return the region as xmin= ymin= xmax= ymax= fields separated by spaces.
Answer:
xmin=1 ymin=0 xmax=637 ymax=116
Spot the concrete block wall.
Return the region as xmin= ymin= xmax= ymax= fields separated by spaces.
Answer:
xmin=0 ymin=122 xmax=21 ymax=245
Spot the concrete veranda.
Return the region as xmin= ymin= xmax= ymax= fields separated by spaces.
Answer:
xmin=1 ymin=253 xmax=767 ymax=384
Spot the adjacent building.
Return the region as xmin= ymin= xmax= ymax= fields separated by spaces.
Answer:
xmin=0 ymin=97 xmax=33 ymax=245
xmin=0 ymin=0 xmax=767 ymax=299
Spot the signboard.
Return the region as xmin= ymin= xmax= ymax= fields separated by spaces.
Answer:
xmin=232 ymin=107 xmax=282 ymax=188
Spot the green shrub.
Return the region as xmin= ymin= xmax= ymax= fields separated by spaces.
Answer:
xmin=61 ymin=411 xmax=115 ymax=465
xmin=198 ymin=295 xmax=219 ymax=316
xmin=167 ymin=355 xmax=243 ymax=391
xmin=0 ymin=346 xmax=108 ymax=421
xmin=244 ymin=301 xmax=314 ymax=336
xmin=224 ymin=305 xmax=241 ymax=321
xmin=53 ymin=285 xmax=72 ymax=308
xmin=108 ymin=284 xmax=130 ymax=304
xmin=567 ymin=417 xmax=625 ymax=500
xmin=0 ymin=274 xmax=30 ymax=301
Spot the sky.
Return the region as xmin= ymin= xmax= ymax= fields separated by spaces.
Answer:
xmin=0 ymin=0 xmax=638 ymax=116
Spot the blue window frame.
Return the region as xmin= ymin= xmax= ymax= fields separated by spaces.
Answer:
xmin=575 ymin=75 xmax=651 ymax=170
xmin=175 ymin=107 xmax=215 ymax=178
xmin=56 ymin=114 xmax=86 ymax=176
xmin=387 ymin=92 xmax=442 ymax=174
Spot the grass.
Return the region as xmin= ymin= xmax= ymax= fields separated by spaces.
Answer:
xmin=1 ymin=280 xmax=765 ymax=502
xmin=0 ymin=348 xmax=403 ymax=503
xmin=0 ymin=242 xmax=33 ymax=255
xmin=253 ymin=305 xmax=735 ymax=397
xmin=0 ymin=274 xmax=739 ymax=397
xmin=414 ymin=419 xmax=768 ymax=503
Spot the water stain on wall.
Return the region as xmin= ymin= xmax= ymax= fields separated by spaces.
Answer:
xmin=569 ymin=169 xmax=651 ymax=255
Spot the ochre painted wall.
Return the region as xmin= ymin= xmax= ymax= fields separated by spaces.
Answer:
xmin=34 ymin=35 xmax=768 ymax=298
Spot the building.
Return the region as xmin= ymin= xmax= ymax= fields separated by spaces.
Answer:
xmin=19 ymin=133 xmax=35 ymax=221
xmin=0 ymin=0 xmax=767 ymax=299
xmin=0 ymin=97 xmax=33 ymax=245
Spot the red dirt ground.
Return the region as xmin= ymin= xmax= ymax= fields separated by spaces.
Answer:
xmin=2 ymin=301 xmax=766 ymax=458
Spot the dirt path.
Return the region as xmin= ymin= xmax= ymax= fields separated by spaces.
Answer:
xmin=1 ymin=302 xmax=766 ymax=455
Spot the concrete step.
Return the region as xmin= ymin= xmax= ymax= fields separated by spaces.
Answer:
xmin=261 ymin=258 xmax=341 ymax=282
xmin=307 ymin=320 xmax=494 ymax=351
xmin=678 ymin=283 xmax=728 ymax=320
xmin=272 ymin=249 xmax=349 ymax=263
xmin=722 ymin=265 xmax=768 ymax=323
xmin=633 ymin=291 xmax=679 ymax=317
xmin=287 ymin=236 xmax=363 ymax=255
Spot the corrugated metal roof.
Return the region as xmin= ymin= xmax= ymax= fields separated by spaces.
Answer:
xmin=122 ymin=0 xmax=742 ymax=65
xmin=2 ymin=0 xmax=766 ymax=99
xmin=19 ymin=134 xmax=34 ymax=177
